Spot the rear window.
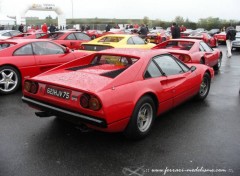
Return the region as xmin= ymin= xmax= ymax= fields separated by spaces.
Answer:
xmin=98 ymin=37 xmax=124 ymax=43
xmin=165 ymin=41 xmax=194 ymax=50
xmin=91 ymin=54 xmax=138 ymax=66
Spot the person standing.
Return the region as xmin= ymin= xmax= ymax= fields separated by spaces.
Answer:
xmin=171 ymin=22 xmax=180 ymax=39
xmin=49 ymin=24 xmax=56 ymax=33
xmin=18 ymin=24 xmax=24 ymax=33
xmin=226 ymin=24 xmax=236 ymax=58
xmin=41 ymin=23 xmax=48 ymax=33
xmin=138 ymin=24 xmax=148 ymax=39
xmin=105 ymin=24 xmax=111 ymax=32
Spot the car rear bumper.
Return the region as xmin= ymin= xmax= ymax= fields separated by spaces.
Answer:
xmin=22 ymin=96 xmax=107 ymax=128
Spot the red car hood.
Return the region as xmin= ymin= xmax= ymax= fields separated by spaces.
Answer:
xmin=32 ymin=65 xmax=124 ymax=93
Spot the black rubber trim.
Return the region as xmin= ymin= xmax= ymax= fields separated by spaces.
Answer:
xmin=22 ymin=96 xmax=107 ymax=128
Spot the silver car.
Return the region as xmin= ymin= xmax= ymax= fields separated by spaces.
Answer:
xmin=232 ymin=32 xmax=240 ymax=50
xmin=0 ymin=30 xmax=22 ymax=39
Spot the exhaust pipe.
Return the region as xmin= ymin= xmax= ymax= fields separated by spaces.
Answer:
xmin=35 ymin=111 xmax=52 ymax=118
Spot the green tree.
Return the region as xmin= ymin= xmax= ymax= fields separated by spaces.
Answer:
xmin=174 ymin=16 xmax=184 ymax=25
xmin=143 ymin=16 xmax=150 ymax=25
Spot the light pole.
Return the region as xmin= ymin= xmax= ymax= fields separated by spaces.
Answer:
xmin=71 ymin=0 xmax=73 ymax=19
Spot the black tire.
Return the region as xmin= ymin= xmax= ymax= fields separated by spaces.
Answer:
xmin=124 ymin=95 xmax=156 ymax=139
xmin=0 ymin=66 xmax=21 ymax=95
xmin=213 ymin=53 xmax=222 ymax=70
xmin=196 ymin=72 xmax=211 ymax=100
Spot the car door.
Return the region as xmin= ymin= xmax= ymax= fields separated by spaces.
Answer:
xmin=200 ymin=41 xmax=217 ymax=66
xmin=153 ymin=54 xmax=199 ymax=107
xmin=32 ymin=41 xmax=76 ymax=73
xmin=144 ymin=58 xmax=174 ymax=114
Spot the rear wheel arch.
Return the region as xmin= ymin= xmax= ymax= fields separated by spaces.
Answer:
xmin=124 ymin=93 xmax=158 ymax=139
xmin=0 ymin=64 xmax=21 ymax=78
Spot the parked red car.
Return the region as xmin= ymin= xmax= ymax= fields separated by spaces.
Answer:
xmin=48 ymin=31 xmax=91 ymax=50
xmin=214 ymin=32 xmax=226 ymax=44
xmin=84 ymin=30 xmax=104 ymax=39
xmin=22 ymin=48 xmax=214 ymax=139
xmin=0 ymin=39 xmax=89 ymax=94
xmin=185 ymin=32 xmax=218 ymax=47
xmin=13 ymin=32 xmax=48 ymax=39
xmin=152 ymin=39 xmax=222 ymax=70
xmin=146 ymin=29 xmax=171 ymax=44
xmin=103 ymin=29 xmax=132 ymax=35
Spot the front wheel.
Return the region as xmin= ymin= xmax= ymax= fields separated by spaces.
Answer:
xmin=0 ymin=66 xmax=21 ymax=95
xmin=196 ymin=72 xmax=211 ymax=100
xmin=124 ymin=96 xmax=156 ymax=139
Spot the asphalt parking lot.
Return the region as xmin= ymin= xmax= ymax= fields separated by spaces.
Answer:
xmin=0 ymin=45 xmax=240 ymax=176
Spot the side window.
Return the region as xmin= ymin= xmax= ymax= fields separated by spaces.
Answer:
xmin=127 ymin=37 xmax=134 ymax=44
xmin=199 ymin=44 xmax=205 ymax=51
xmin=14 ymin=44 xmax=33 ymax=55
xmin=132 ymin=36 xmax=145 ymax=44
xmin=200 ymin=42 xmax=213 ymax=52
xmin=175 ymin=59 xmax=190 ymax=72
xmin=32 ymin=42 xmax=64 ymax=55
xmin=154 ymin=55 xmax=184 ymax=76
xmin=75 ymin=33 xmax=91 ymax=40
xmin=144 ymin=60 xmax=162 ymax=78
xmin=66 ymin=33 xmax=76 ymax=40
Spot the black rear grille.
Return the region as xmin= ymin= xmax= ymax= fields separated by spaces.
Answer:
xmin=83 ymin=45 xmax=113 ymax=51
xmin=100 ymin=68 xmax=127 ymax=78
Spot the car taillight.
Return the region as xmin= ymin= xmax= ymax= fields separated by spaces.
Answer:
xmin=179 ymin=55 xmax=191 ymax=63
xmin=89 ymin=97 xmax=101 ymax=111
xmin=80 ymin=94 xmax=90 ymax=108
xmin=24 ymin=80 xmax=39 ymax=94
xmin=80 ymin=93 xmax=101 ymax=111
xmin=79 ymin=44 xmax=85 ymax=50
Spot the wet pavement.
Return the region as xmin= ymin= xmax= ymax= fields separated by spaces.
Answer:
xmin=0 ymin=45 xmax=240 ymax=176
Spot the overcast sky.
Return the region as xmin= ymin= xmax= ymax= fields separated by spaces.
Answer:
xmin=0 ymin=0 xmax=239 ymax=22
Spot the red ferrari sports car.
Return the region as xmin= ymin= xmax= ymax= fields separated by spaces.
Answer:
xmin=22 ymin=48 xmax=214 ymax=139
xmin=184 ymin=32 xmax=218 ymax=48
xmin=146 ymin=29 xmax=171 ymax=44
xmin=152 ymin=39 xmax=222 ymax=70
xmin=214 ymin=32 xmax=226 ymax=44
xmin=0 ymin=39 xmax=89 ymax=95
xmin=84 ymin=30 xmax=104 ymax=39
xmin=48 ymin=31 xmax=91 ymax=50
xmin=13 ymin=32 xmax=48 ymax=39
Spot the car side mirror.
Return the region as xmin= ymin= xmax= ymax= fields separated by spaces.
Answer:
xmin=190 ymin=66 xmax=196 ymax=72
xmin=65 ymin=47 xmax=70 ymax=53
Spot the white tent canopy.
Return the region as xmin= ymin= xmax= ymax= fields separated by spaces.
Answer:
xmin=0 ymin=14 xmax=15 ymax=25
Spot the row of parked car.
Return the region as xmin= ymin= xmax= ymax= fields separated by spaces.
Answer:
xmin=0 ymin=28 xmax=224 ymax=139
xmin=180 ymin=28 xmax=240 ymax=50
